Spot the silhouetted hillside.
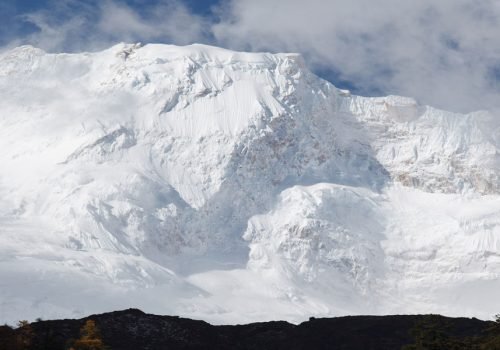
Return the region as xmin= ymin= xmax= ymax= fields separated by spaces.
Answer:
xmin=1 ymin=309 xmax=498 ymax=350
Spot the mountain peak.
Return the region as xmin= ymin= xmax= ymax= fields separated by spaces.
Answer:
xmin=0 ymin=43 xmax=499 ymax=324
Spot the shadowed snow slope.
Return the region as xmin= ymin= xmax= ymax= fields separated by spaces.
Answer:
xmin=0 ymin=43 xmax=499 ymax=324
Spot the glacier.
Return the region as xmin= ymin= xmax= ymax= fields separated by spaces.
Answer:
xmin=0 ymin=42 xmax=499 ymax=324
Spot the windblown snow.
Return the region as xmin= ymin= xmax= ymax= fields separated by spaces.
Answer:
xmin=0 ymin=43 xmax=499 ymax=324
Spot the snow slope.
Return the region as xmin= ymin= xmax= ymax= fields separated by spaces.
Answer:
xmin=0 ymin=43 xmax=499 ymax=324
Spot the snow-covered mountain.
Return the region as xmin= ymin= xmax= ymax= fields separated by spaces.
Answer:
xmin=0 ymin=43 xmax=499 ymax=324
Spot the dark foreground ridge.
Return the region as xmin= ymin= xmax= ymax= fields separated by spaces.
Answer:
xmin=1 ymin=308 xmax=499 ymax=350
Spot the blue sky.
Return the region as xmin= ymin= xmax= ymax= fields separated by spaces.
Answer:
xmin=1 ymin=0 xmax=499 ymax=113
xmin=0 ymin=1 xmax=218 ymax=45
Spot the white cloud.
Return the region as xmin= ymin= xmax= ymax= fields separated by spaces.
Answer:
xmin=96 ymin=0 xmax=209 ymax=47
xmin=213 ymin=0 xmax=500 ymax=112
xmin=9 ymin=0 xmax=209 ymax=53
